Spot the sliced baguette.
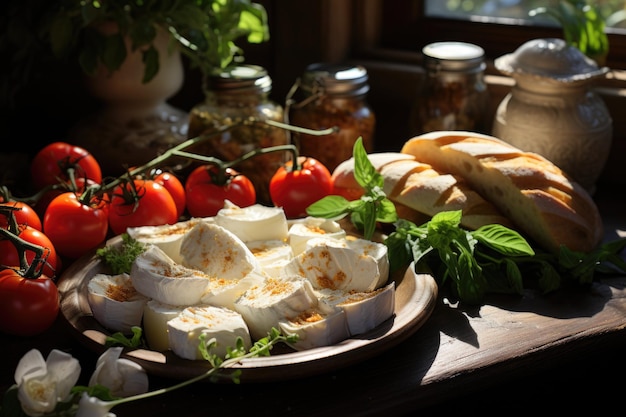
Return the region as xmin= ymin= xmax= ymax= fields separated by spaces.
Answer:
xmin=332 ymin=152 xmax=512 ymax=230
xmin=400 ymin=131 xmax=603 ymax=253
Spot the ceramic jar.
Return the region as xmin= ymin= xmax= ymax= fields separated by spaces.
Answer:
xmin=492 ymin=38 xmax=612 ymax=194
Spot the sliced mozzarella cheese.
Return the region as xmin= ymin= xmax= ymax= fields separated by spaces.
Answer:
xmin=87 ymin=273 xmax=149 ymax=334
xmin=215 ymin=201 xmax=289 ymax=242
xmin=167 ymin=305 xmax=251 ymax=360
xmin=234 ymin=275 xmax=320 ymax=340
xmin=246 ymin=239 xmax=294 ymax=278
xmin=316 ymin=281 xmax=396 ymax=336
xmin=130 ymin=244 xmax=211 ymax=306
xmin=179 ymin=222 xmax=261 ymax=279
xmin=200 ymin=271 xmax=265 ymax=310
xmin=288 ymin=217 xmax=347 ymax=255
xmin=282 ymin=240 xmax=381 ymax=293
xmin=126 ymin=218 xmax=212 ymax=264
xmin=278 ymin=307 xmax=350 ymax=351
xmin=142 ymin=300 xmax=186 ymax=351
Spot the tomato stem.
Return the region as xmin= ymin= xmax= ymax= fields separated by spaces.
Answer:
xmin=0 ymin=214 xmax=49 ymax=279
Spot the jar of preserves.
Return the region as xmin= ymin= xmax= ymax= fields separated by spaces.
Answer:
xmin=187 ymin=65 xmax=288 ymax=205
xmin=288 ymin=63 xmax=376 ymax=172
xmin=410 ymin=41 xmax=489 ymax=135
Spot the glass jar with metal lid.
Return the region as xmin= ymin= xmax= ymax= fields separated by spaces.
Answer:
xmin=410 ymin=41 xmax=489 ymax=135
xmin=187 ymin=65 xmax=288 ymax=205
xmin=287 ymin=63 xmax=376 ymax=172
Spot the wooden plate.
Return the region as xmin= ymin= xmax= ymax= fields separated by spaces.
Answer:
xmin=57 ymin=236 xmax=438 ymax=383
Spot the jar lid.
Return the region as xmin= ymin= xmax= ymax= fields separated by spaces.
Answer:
xmin=300 ymin=63 xmax=370 ymax=96
xmin=494 ymin=38 xmax=609 ymax=83
xmin=208 ymin=65 xmax=272 ymax=93
xmin=423 ymin=42 xmax=486 ymax=73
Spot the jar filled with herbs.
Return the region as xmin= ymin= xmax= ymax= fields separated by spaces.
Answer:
xmin=287 ymin=63 xmax=375 ymax=172
xmin=187 ymin=65 xmax=288 ymax=205
xmin=410 ymin=42 xmax=489 ymax=135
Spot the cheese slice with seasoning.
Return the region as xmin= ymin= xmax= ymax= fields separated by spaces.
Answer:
xmin=214 ymin=201 xmax=289 ymax=242
xmin=234 ymin=275 xmax=321 ymax=340
xmin=246 ymin=239 xmax=294 ymax=278
xmin=282 ymin=239 xmax=383 ymax=293
xmin=142 ymin=300 xmax=186 ymax=351
xmin=167 ymin=305 xmax=252 ymax=360
xmin=316 ymin=282 xmax=396 ymax=336
xmin=287 ymin=217 xmax=347 ymax=256
xmin=130 ymin=244 xmax=212 ymax=306
xmin=87 ymin=273 xmax=149 ymax=334
xmin=126 ymin=217 xmax=212 ymax=264
xmin=278 ymin=307 xmax=350 ymax=351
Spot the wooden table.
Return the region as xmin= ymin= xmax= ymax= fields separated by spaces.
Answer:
xmin=2 ymin=184 xmax=625 ymax=416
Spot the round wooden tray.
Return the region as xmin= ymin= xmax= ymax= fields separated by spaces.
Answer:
xmin=57 ymin=237 xmax=438 ymax=383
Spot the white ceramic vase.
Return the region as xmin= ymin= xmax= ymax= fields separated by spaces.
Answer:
xmin=69 ymin=27 xmax=188 ymax=175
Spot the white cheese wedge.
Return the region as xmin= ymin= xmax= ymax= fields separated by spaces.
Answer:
xmin=278 ymin=307 xmax=350 ymax=351
xmin=200 ymin=271 xmax=265 ymax=311
xmin=316 ymin=281 xmax=396 ymax=336
xmin=246 ymin=239 xmax=294 ymax=278
xmin=282 ymin=240 xmax=382 ymax=293
xmin=87 ymin=273 xmax=149 ymax=334
xmin=179 ymin=222 xmax=261 ymax=279
xmin=214 ymin=201 xmax=289 ymax=242
xmin=142 ymin=300 xmax=186 ymax=351
xmin=167 ymin=305 xmax=251 ymax=360
xmin=234 ymin=275 xmax=320 ymax=340
xmin=126 ymin=218 xmax=211 ymax=264
xmin=306 ymin=236 xmax=390 ymax=289
xmin=130 ymin=244 xmax=211 ymax=306
xmin=288 ymin=217 xmax=347 ymax=255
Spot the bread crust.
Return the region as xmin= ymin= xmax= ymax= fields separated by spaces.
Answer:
xmin=400 ymin=131 xmax=603 ymax=253
xmin=331 ymin=152 xmax=512 ymax=230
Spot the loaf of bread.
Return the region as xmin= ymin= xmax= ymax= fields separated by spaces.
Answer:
xmin=400 ymin=131 xmax=603 ymax=253
xmin=332 ymin=152 xmax=513 ymax=230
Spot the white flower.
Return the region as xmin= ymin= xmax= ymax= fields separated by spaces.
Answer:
xmin=76 ymin=393 xmax=116 ymax=417
xmin=14 ymin=349 xmax=81 ymax=417
xmin=89 ymin=347 xmax=149 ymax=397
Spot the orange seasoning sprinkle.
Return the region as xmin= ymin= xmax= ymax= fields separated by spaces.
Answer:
xmin=106 ymin=284 xmax=137 ymax=302
xmin=289 ymin=310 xmax=324 ymax=325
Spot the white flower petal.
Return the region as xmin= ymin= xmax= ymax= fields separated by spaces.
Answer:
xmin=89 ymin=348 xmax=148 ymax=397
xmin=76 ymin=393 xmax=116 ymax=417
xmin=14 ymin=349 xmax=47 ymax=385
xmin=45 ymin=350 xmax=81 ymax=398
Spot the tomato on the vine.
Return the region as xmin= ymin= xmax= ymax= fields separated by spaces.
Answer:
xmin=269 ymin=157 xmax=333 ymax=218
xmin=34 ymin=177 xmax=100 ymax=219
xmin=0 ymin=268 xmax=59 ymax=336
xmin=30 ymin=142 xmax=102 ymax=190
xmin=108 ymin=179 xmax=178 ymax=235
xmin=185 ymin=165 xmax=256 ymax=217
xmin=0 ymin=200 xmax=42 ymax=231
xmin=153 ymin=170 xmax=186 ymax=218
xmin=0 ymin=225 xmax=59 ymax=279
xmin=43 ymin=192 xmax=109 ymax=259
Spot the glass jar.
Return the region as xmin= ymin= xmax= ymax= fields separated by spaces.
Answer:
xmin=287 ymin=63 xmax=376 ymax=172
xmin=410 ymin=41 xmax=489 ymax=135
xmin=187 ymin=65 xmax=288 ymax=205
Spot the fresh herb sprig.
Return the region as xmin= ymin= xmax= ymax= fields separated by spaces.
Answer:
xmin=307 ymin=138 xmax=626 ymax=305
xmin=96 ymin=233 xmax=147 ymax=274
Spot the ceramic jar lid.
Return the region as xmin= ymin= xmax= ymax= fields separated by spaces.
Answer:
xmin=495 ymin=38 xmax=609 ymax=83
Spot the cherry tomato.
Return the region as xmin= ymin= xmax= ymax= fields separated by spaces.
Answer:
xmin=185 ymin=166 xmax=256 ymax=217
xmin=0 ymin=268 xmax=59 ymax=336
xmin=269 ymin=157 xmax=333 ymax=218
xmin=43 ymin=192 xmax=109 ymax=259
xmin=154 ymin=170 xmax=186 ymax=218
xmin=30 ymin=142 xmax=102 ymax=190
xmin=108 ymin=179 xmax=178 ymax=235
xmin=34 ymin=177 xmax=100 ymax=218
xmin=0 ymin=225 xmax=59 ymax=279
xmin=0 ymin=200 xmax=42 ymax=231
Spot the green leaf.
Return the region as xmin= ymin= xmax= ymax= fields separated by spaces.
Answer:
xmin=306 ymin=195 xmax=351 ymax=219
xmin=102 ymin=33 xmax=127 ymax=72
xmin=353 ymin=137 xmax=381 ymax=190
xmin=142 ymin=45 xmax=159 ymax=83
xmin=105 ymin=326 xmax=143 ymax=348
xmin=472 ymin=224 xmax=535 ymax=257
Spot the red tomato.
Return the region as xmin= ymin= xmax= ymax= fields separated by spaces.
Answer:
xmin=269 ymin=157 xmax=333 ymax=218
xmin=30 ymin=142 xmax=102 ymax=190
xmin=0 ymin=268 xmax=59 ymax=336
xmin=0 ymin=225 xmax=59 ymax=279
xmin=154 ymin=170 xmax=186 ymax=218
xmin=0 ymin=200 xmax=42 ymax=231
xmin=43 ymin=192 xmax=109 ymax=259
xmin=34 ymin=177 xmax=100 ymax=218
xmin=108 ymin=179 xmax=178 ymax=235
xmin=185 ymin=166 xmax=256 ymax=217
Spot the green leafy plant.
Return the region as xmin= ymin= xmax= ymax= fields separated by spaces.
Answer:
xmin=530 ymin=0 xmax=609 ymax=65
xmin=0 ymin=0 xmax=269 ymax=103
